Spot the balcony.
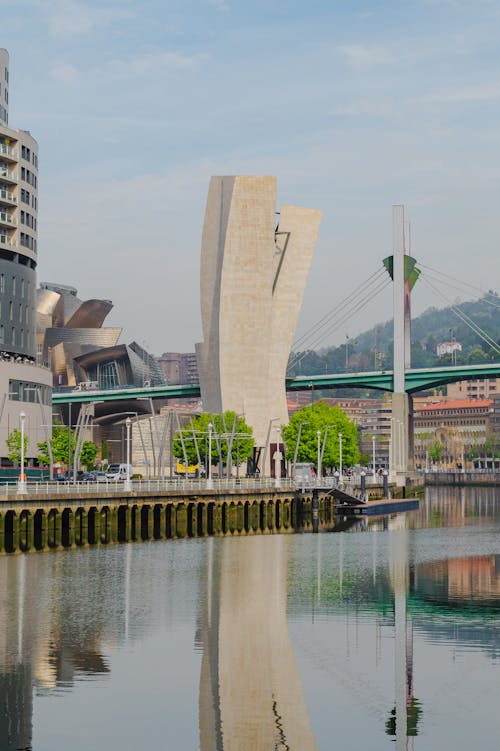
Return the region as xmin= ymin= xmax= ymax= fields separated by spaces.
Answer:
xmin=0 ymin=234 xmax=18 ymax=249
xmin=0 ymin=144 xmax=18 ymax=163
xmin=0 ymin=189 xmax=16 ymax=206
xmin=0 ymin=168 xmax=17 ymax=184
xmin=0 ymin=211 xmax=16 ymax=228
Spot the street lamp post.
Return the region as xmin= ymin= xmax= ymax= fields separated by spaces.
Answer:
xmin=124 ymin=417 xmax=132 ymax=491
xmin=317 ymin=430 xmax=322 ymax=485
xmin=338 ymin=432 xmax=343 ymax=485
xmin=17 ymin=411 xmax=27 ymax=495
xmin=207 ymin=422 xmax=213 ymax=489
xmin=372 ymin=435 xmax=376 ymax=483
xmin=274 ymin=426 xmax=282 ymax=488
xmin=292 ymin=421 xmax=309 ymax=479
xmin=320 ymin=425 xmax=335 ymax=470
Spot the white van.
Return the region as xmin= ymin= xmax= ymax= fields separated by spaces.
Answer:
xmin=105 ymin=463 xmax=133 ymax=481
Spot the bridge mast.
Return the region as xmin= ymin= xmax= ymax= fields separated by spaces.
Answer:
xmin=391 ymin=205 xmax=412 ymax=486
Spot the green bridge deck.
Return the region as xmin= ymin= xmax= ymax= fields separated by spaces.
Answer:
xmin=52 ymin=362 xmax=500 ymax=404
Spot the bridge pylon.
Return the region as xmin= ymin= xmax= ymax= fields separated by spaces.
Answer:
xmin=388 ymin=206 xmax=419 ymax=486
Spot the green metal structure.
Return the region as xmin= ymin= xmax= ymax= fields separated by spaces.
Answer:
xmin=51 ymin=362 xmax=500 ymax=405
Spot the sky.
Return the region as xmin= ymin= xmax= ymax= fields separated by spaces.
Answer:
xmin=2 ymin=0 xmax=500 ymax=355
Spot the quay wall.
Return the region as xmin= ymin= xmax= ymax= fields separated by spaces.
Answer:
xmin=424 ymin=472 xmax=500 ymax=487
xmin=0 ymin=486 xmax=335 ymax=554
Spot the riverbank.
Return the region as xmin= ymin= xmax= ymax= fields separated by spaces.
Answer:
xmin=0 ymin=487 xmax=336 ymax=554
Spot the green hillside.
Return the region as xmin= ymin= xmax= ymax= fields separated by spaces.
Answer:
xmin=288 ymin=293 xmax=500 ymax=382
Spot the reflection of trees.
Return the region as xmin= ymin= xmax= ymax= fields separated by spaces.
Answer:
xmin=199 ymin=537 xmax=318 ymax=751
xmin=386 ymin=698 xmax=422 ymax=738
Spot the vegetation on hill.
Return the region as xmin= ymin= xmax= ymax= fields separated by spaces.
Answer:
xmin=288 ymin=293 xmax=500 ymax=382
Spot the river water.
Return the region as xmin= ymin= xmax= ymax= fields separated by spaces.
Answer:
xmin=0 ymin=487 xmax=498 ymax=751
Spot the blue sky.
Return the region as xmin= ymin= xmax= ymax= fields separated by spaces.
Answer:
xmin=3 ymin=0 xmax=500 ymax=353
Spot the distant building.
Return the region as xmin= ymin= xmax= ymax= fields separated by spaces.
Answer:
xmin=447 ymin=377 xmax=499 ymax=400
xmin=436 ymin=341 xmax=462 ymax=358
xmin=157 ymin=352 xmax=199 ymax=385
xmin=414 ymin=398 xmax=494 ymax=468
xmin=0 ymin=49 xmax=52 ymax=463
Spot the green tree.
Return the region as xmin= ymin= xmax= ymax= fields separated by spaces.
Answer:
xmin=37 ymin=422 xmax=75 ymax=466
xmin=467 ymin=345 xmax=487 ymax=363
xmin=6 ymin=428 xmax=28 ymax=465
xmin=80 ymin=441 xmax=99 ymax=470
xmin=173 ymin=412 xmax=254 ymax=468
xmin=429 ymin=440 xmax=443 ymax=463
xmin=281 ymin=401 xmax=359 ymax=469
xmin=37 ymin=422 xmax=98 ymax=469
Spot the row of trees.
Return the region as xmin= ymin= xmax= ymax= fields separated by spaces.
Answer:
xmin=172 ymin=402 xmax=359 ymax=470
xmin=5 ymin=423 xmax=98 ymax=469
xmin=5 ymin=403 xmax=360 ymax=474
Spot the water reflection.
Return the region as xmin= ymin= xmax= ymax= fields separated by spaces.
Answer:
xmin=0 ymin=488 xmax=497 ymax=750
xmin=199 ymin=536 xmax=318 ymax=750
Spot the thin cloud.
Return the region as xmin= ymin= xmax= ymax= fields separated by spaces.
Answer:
xmin=416 ymin=82 xmax=500 ymax=104
xmin=34 ymin=0 xmax=134 ymax=39
xmin=49 ymin=61 xmax=78 ymax=83
xmin=336 ymin=44 xmax=393 ymax=68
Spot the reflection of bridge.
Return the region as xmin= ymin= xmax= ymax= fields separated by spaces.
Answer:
xmin=52 ymin=362 xmax=500 ymax=405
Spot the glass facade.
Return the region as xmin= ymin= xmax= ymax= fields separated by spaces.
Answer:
xmin=8 ymin=379 xmax=51 ymax=405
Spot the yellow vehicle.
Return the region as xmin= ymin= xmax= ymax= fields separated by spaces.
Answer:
xmin=176 ymin=461 xmax=199 ymax=476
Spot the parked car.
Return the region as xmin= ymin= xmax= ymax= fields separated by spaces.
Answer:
xmin=93 ymin=471 xmax=108 ymax=483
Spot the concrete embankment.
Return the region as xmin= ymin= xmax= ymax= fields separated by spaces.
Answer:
xmin=424 ymin=472 xmax=499 ymax=487
xmin=0 ymin=486 xmax=335 ymax=554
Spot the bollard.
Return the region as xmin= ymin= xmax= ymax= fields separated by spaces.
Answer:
xmin=312 ymin=489 xmax=319 ymax=534
xmin=360 ymin=471 xmax=366 ymax=500
xmin=383 ymin=470 xmax=388 ymax=498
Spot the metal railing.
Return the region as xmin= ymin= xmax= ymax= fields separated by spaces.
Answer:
xmin=0 ymin=212 xmax=16 ymax=226
xmin=0 ymin=189 xmax=16 ymax=203
xmin=0 ymin=144 xmax=17 ymax=159
xmin=0 ymin=234 xmax=17 ymax=248
xmin=0 ymin=476 xmax=291 ymax=498
xmin=0 ymin=169 xmax=17 ymax=181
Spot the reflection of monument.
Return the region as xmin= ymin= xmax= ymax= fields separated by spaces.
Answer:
xmin=196 ymin=176 xmax=322 ymax=465
xmin=387 ymin=527 xmax=421 ymax=749
xmin=199 ymin=537 xmax=318 ymax=750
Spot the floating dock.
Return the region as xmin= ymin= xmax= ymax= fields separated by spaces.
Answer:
xmin=335 ymin=497 xmax=419 ymax=516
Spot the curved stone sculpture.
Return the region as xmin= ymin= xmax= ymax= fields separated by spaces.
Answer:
xmin=196 ymin=176 xmax=321 ymax=454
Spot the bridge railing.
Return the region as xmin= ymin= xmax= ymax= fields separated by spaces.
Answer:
xmin=0 ymin=476 xmax=291 ymax=498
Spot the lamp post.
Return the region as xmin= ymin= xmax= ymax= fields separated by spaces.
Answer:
xmin=317 ymin=430 xmax=322 ymax=485
xmin=207 ymin=422 xmax=213 ymax=489
xmin=372 ymin=435 xmax=376 ymax=482
xmin=274 ymin=426 xmax=282 ymax=488
xmin=124 ymin=417 xmax=132 ymax=491
xmin=17 ymin=411 xmax=27 ymax=495
xmin=338 ymin=432 xmax=343 ymax=485
xmin=292 ymin=421 xmax=309 ymax=479
xmin=320 ymin=425 xmax=335 ymax=470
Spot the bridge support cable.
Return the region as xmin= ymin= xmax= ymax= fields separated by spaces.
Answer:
xmin=420 ymin=275 xmax=500 ymax=355
xmin=288 ymin=269 xmax=390 ymax=370
xmin=298 ymin=278 xmax=391 ymax=356
xmin=419 ymin=263 xmax=500 ymax=310
xmin=290 ymin=267 xmax=387 ymax=354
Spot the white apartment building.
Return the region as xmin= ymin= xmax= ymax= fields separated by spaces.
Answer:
xmin=0 ymin=49 xmax=52 ymax=465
